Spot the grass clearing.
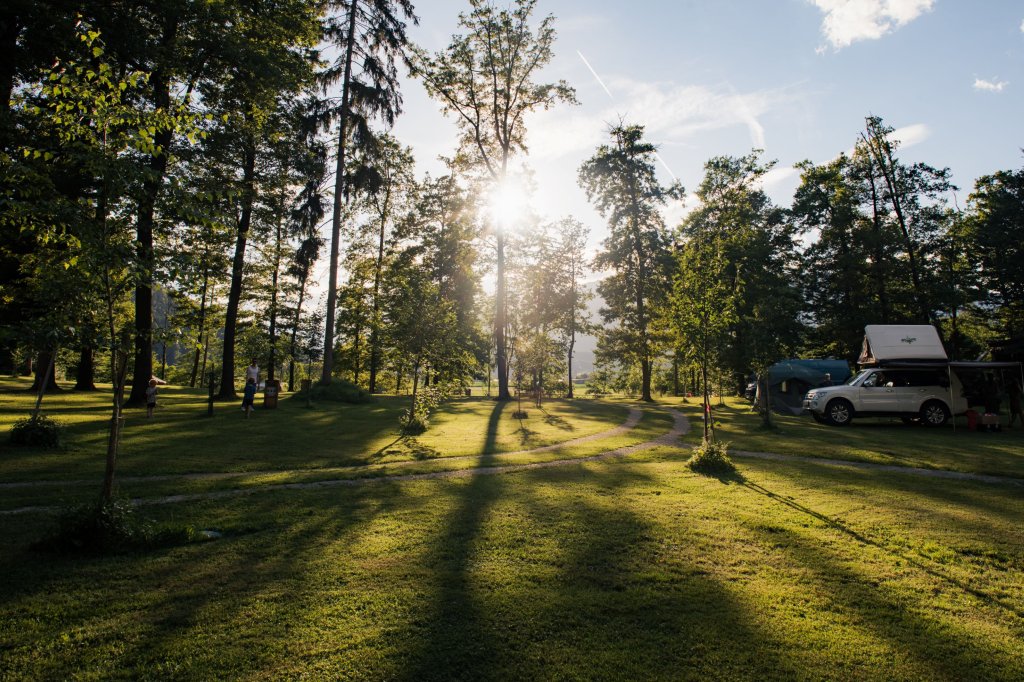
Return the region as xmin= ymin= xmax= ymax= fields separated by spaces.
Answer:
xmin=3 ymin=382 xmax=1023 ymax=678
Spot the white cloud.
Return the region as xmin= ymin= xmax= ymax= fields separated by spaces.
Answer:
xmin=525 ymin=79 xmax=787 ymax=162
xmin=890 ymin=122 xmax=930 ymax=147
xmin=811 ymin=0 xmax=934 ymax=49
xmin=974 ymin=77 xmax=1008 ymax=92
xmin=1020 ymin=18 xmax=1023 ymax=33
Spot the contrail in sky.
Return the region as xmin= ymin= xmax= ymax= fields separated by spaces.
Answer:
xmin=576 ymin=50 xmax=614 ymax=100
xmin=576 ymin=50 xmax=680 ymax=184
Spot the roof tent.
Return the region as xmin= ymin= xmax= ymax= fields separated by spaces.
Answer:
xmin=859 ymin=325 xmax=947 ymax=365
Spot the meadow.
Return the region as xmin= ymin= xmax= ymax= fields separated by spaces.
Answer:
xmin=1 ymin=379 xmax=1022 ymax=680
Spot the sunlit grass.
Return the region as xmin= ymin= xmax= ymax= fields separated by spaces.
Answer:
xmin=1 ymin=449 xmax=1021 ymax=679
xmin=669 ymin=396 xmax=1024 ymax=478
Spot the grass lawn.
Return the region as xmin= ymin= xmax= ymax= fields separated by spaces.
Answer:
xmin=2 ymin=382 xmax=1023 ymax=679
xmin=674 ymin=396 xmax=1024 ymax=479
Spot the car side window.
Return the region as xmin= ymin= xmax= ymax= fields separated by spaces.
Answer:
xmin=863 ymin=372 xmax=881 ymax=388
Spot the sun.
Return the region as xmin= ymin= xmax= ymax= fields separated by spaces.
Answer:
xmin=487 ymin=177 xmax=528 ymax=230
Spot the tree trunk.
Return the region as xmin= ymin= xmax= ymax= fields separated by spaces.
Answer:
xmin=219 ymin=140 xmax=257 ymax=399
xmin=188 ymin=267 xmax=210 ymax=387
xmin=127 ymin=26 xmax=177 ymax=405
xmin=101 ymin=347 xmax=129 ymax=502
xmin=30 ymin=350 xmax=60 ymax=393
xmin=495 ymin=231 xmax=511 ymax=400
xmin=267 ymin=204 xmax=284 ymax=383
xmin=74 ymin=347 xmax=97 ymax=391
xmin=287 ymin=275 xmax=307 ymax=393
xmin=322 ymin=0 xmax=360 ymax=385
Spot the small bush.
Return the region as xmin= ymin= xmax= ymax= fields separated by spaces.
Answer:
xmin=34 ymin=498 xmax=200 ymax=555
xmin=687 ymin=439 xmax=737 ymax=475
xmin=303 ymin=380 xmax=373 ymax=404
xmin=9 ymin=415 xmax=63 ymax=448
xmin=399 ymin=384 xmax=453 ymax=434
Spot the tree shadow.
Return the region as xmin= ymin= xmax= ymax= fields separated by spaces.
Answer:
xmin=539 ymin=407 xmax=574 ymax=432
xmin=741 ymin=479 xmax=1024 ymax=622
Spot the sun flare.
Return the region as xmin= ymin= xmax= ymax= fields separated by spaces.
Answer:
xmin=487 ymin=178 xmax=529 ymax=230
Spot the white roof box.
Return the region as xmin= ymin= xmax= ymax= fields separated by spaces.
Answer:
xmin=859 ymin=325 xmax=947 ymax=365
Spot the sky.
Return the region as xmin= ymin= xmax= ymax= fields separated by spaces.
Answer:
xmin=384 ymin=0 xmax=1024 ymax=254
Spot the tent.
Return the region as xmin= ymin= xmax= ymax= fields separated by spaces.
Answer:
xmin=760 ymin=359 xmax=852 ymax=415
xmin=859 ymin=324 xmax=947 ymax=365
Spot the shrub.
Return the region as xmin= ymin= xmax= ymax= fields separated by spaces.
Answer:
xmin=34 ymin=498 xmax=200 ymax=555
xmin=303 ymin=380 xmax=373 ymax=404
xmin=399 ymin=384 xmax=452 ymax=434
xmin=687 ymin=439 xmax=737 ymax=475
xmin=9 ymin=415 xmax=62 ymax=448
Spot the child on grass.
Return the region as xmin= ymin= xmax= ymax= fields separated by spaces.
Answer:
xmin=242 ymin=377 xmax=257 ymax=418
xmin=146 ymin=379 xmax=158 ymax=419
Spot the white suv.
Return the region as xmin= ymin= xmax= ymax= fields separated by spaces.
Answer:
xmin=803 ymin=367 xmax=966 ymax=427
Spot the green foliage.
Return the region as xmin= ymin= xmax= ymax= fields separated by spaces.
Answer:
xmin=303 ymin=380 xmax=372 ymax=404
xmin=33 ymin=498 xmax=199 ymax=555
xmin=580 ymin=124 xmax=683 ymax=401
xmin=9 ymin=414 xmax=63 ymax=448
xmin=687 ymin=438 xmax=737 ymax=475
xmin=400 ymin=384 xmax=452 ymax=434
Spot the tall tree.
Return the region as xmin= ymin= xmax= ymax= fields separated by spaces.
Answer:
xmin=579 ymin=124 xmax=682 ymax=402
xmin=319 ymin=0 xmax=418 ymax=385
xmin=679 ymin=151 xmax=802 ymax=397
xmin=417 ymin=0 xmax=575 ymax=400
xmin=859 ymin=115 xmax=953 ymax=327
xmin=553 ymin=217 xmax=592 ymax=398
xmin=965 ymin=165 xmax=1024 ymax=338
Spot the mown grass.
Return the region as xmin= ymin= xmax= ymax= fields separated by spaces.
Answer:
xmin=2 ymin=382 xmax=1023 ymax=679
xmin=674 ymin=396 xmax=1024 ymax=478
xmin=0 ymin=377 xmax=630 ymax=482
xmin=1 ymin=451 xmax=1022 ymax=680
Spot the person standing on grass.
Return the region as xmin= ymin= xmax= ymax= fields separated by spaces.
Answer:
xmin=1009 ymin=379 xmax=1023 ymax=428
xmin=246 ymin=359 xmax=260 ymax=388
xmin=242 ymin=377 xmax=257 ymax=418
xmin=146 ymin=379 xmax=158 ymax=419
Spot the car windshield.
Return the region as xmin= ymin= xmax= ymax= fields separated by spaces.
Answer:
xmin=845 ymin=370 xmax=871 ymax=386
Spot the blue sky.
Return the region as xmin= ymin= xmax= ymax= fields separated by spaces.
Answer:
xmin=389 ymin=0 xmax=1024 ymax=249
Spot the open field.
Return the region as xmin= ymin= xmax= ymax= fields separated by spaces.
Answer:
xmin=2 ymin=382 xmax=1023 ymax=679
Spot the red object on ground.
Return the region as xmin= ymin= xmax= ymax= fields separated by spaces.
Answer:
xmin=965 ymin=409 xmax=978 ymax=431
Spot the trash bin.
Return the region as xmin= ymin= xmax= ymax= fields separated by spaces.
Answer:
xmin=300 ymin=379 xmax=311 ymax=392
xmin=263 ymin=379 xmax=281 ymax=409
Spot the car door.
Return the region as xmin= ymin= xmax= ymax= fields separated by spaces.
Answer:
xmin=900 ymin=370 xmax=947 ymax=413
xmin=859 ymin=370 xmax=900 ymax=412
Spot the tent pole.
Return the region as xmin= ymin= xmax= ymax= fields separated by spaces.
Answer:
xmin=948 ymin=365 xmax=955 ymax=433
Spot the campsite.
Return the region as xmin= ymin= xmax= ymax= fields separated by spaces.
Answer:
xmin=3 ymin=0 xmax=1024 ymax=679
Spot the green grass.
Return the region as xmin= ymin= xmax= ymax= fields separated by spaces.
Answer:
xmin=2 ymin=381 xmax=1023 ymax=679
xmin=676 ymin=396 xmax=1024 ymax=478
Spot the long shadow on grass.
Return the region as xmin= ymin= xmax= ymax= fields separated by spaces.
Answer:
xmin=0 ymin=481 xmax=415 ymax=679
xmin=509 ymin=463 xmax=801 ymax=679
xmin=742 ymin=479 xmax=1024 ymax=622
xmin=397 ymin=401 xmax=509 ymax=680
xmin=748 ymin=522 xmax=1023 ymax=679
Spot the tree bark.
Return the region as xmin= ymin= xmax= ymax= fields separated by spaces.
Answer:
xmin=495 ymin=230 xmax=511 ymax=400
xmin=127 ymin=18 xmax=177 ymax=406
xmin=218 ymin=139 xmax=257 ymax=399
xmin=74 ymin=347 xmax=97 ymax=391
xmin=30 ymin=350 xmax=60 ymax=393
xmin=322 ymin=0 xmax=360 ymax=385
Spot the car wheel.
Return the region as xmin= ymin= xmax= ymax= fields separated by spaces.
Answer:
xmin=825 ymin=399 xmax=853 ymax=426
xmin=811 ymin=412 xmax=827 ymax=424
xmin=920 ymin=401 xmax=949 ymax=427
